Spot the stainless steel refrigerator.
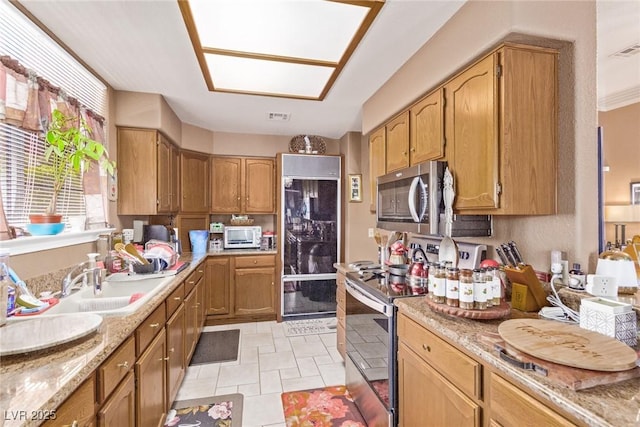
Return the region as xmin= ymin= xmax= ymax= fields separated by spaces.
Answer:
xmin=279 ymin=154 xmax=341 ymax=319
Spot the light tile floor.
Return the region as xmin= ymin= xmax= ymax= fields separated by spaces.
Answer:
xmin=173 ymin=320 xmax=345 ymax=427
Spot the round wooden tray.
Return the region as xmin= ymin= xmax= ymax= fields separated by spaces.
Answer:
xmin=424 ymin=297 xmax=511 ymax=320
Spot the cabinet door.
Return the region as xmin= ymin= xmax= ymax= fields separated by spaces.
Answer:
xmin=244 ymin=158 xmax=275 ymax=213
xmin=385 ymin=111 xmax=410 ymax=173
xmin=170 ymin=143 xmax=180 ymax=212
xmin=205 ymin=257 xmax=231 ymax=316
xmin=336 ymin=272 xmax=346 ymax=358
xmin=234 ymin=267 xmax=276 ymax=316
xmin=117 ymin=128 xmax=158 ymax=215
xmin=136 ymin=328 xmax=167 ymax=427
xmin=498 ymin=45 xmax=557 ymax=215
xmin=444 ymin=53 xmax=499 ymax=210
xmin=157 ymin=136 xmax=172 ymax=213
xmin=211 ymin=157 xmax=242 ymax=213
xmin=184 ymin=286 xmax=198 ymax=363
xmin=181 ymin=150 xmax=210 ymax=213
xmin=43 ymin=375 xmax=96 ymax=427
xmin=398 ymin=343 xmax=480 ymax=427
xmin=97 ymin=371 xmax=135 ymax=427
xmin=410 ymin=88 xmax=445 ymax=164
xmin=368 ymin=126 xmax=386 ymax=212
xmin=166 ymin=305 xmax=185 ymax=407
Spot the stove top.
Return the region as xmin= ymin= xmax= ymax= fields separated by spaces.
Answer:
xmin=346 ymin=271 xmax=426 ymax=303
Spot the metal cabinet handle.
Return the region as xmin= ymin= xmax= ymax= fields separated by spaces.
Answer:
xmin=117 ymin=361 xmax=129 ymax=369
xmin=161 ymin=357 xmax=170 ymax=361
xmin=149 ymin=323 xmax=160 ymax=328
xmin=174 ymin=297 xmax=181 ymax=301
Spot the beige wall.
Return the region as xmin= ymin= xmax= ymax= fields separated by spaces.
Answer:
xmin=599 ymin=102 xmax=640 ymax=243
xmin=361 ymin=0 xmax=598 ymax=273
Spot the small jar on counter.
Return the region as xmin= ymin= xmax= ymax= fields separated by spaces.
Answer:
xmin=487 ymin=267 xmax=502 ymax=306
xmin=473 ymin=268 xmax=488 ymax=310
xmin=431 ymin=263 xmax=446 ymax=304
xmin=445 ymin=267 xmax=459 ymax=307
xmin=459 ymin=269 xmax=474 ymax=309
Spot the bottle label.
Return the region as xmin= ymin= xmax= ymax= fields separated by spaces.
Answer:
xmin=460 ymin=282 xmax=474 ymax=303
xmin=446 ymin=279 xmax=459 ymax=299
xmin=474 ymin=282 xmax=488 ymax=302
xmin=568 ymin=273 xmax=586 ymax=290
xmin=434 ymin=277 xmax=446 ymax=297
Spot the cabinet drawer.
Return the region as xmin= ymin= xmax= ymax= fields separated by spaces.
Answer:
xmin=136 ymin=303 xmax=166 ymax=356
xmin=235 ymin=255 xmax=275 ymax=268
xmin=97 ymin=336 xmax=135 ymax=404
xmin=489 ymin=373 xmax=575 ymax=426
xmin=398 ymin=312 xmax=481 ymax=399
xmin=166 ymin=282 xmax=185 ymax=317
xmin=184 ymin=264 xmax=204 ymax=294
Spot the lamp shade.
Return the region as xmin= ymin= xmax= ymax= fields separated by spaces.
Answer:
xmin=604 ymin=205 xmax=640 ymax=222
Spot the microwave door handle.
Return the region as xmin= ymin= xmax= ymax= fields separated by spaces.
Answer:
xmin=408 ymin=177 xmax=421 ymax=222
xmin=417 ymin=177 xmax=428 ymax=220
xmin=346 ymin=280 xmax=392 ymax=317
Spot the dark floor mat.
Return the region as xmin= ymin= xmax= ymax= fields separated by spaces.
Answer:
xmin=190 ymin=329 xmax=240 ymax=365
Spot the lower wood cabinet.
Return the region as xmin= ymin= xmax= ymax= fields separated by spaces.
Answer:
xmin=489 ymin=373 xmax=575 ymax=426
xmin=204 ymin=254 xmax=277 ymax=323
xmin=398 ymin=342 xmax=480 ymax=427
xmin=43 ymin=374 xmax=96 ymax=427
xmin=234 ymin=255 xmax=276 ymax=317
xmin=166 ymin=302 xmax=186 ymax=407
xmin=205 ymin=257 xmax=231 ymax=316
xmin=136 ymin=327 xmax=167 ymax=427
xmin=97 ymin=371 xmax=135 ymax=427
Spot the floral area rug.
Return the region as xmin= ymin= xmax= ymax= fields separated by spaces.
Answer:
xmin=281 ymin=385 xmax=367 ymax=426
xmin=164 ymin=393 xmax=243 ymax=427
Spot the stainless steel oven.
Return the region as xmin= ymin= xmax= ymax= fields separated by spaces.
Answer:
xmin=345 ymin=272 xmax=420 ymax=427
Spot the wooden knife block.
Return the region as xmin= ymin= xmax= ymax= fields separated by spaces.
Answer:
xmin=504 ymin=265 xmax=548 ymax=312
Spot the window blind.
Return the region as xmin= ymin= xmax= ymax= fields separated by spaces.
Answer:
xmin=0 ymin=0 xmax=107 ymax=229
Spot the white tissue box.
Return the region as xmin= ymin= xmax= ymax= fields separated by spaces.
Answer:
xmin=579 ymin=297 xmax=637 ymax=346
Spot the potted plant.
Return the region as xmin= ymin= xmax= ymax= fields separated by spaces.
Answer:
xmin=28 ymin=109 xmax=115 ymax=233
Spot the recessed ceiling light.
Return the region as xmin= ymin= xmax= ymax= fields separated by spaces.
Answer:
xmin=178 ymin=0 xmax=384 ymax=100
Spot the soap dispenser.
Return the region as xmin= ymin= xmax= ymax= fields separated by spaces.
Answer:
xmin=86 ymin=253 xmax=103 ymax=296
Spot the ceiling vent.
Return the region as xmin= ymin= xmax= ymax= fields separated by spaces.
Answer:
xmin=611 ymin=43 xmax=640 ymax=58
xmin=267 ymin=112 xmax=291 ymax=121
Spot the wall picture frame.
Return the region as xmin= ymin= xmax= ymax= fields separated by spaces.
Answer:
xmin=631 ymin=182 xmax=640 ymax=205
xmin=349 ymin=174 xmax=362 ymax=202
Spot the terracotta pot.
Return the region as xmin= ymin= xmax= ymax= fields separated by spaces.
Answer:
xmin=29 ymin=214 xmax=63 ymax=224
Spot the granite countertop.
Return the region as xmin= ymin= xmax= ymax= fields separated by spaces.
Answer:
xmin=0 ymin=248 xmax=269 ymax=427
xmin=396 ymin=298 xmax=640 ymax=427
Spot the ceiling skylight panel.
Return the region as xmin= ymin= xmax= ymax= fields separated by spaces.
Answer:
xmin=205 ymin=54 xmax=333 ymax=98
xmin=188 ymin=0 xmax=370 ymax=62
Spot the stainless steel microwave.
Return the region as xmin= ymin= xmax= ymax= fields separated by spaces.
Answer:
xmin=377 ymin=161 xmax=443 ymax=234
xmin=223 ymin=226 xmax=262 ymax=249
xmin=376 ymin=161 xmax=493 ymax=237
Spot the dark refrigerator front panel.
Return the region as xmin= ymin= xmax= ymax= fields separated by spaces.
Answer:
xmin=281 ymin=173 xmax=339 ymax=318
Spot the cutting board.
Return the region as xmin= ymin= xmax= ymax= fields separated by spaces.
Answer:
xmin=480 ymin=332 xmax=640 ymax=390
xmin=498 ymin=319 xmax=638 ymax=372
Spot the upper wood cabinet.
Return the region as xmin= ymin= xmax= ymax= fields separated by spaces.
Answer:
xmin=445 ymin=43 xmax=558 ymax=215
xmin=410 ymin=87 xmax=445 ymax=164
xmin=211 ymin=156 xmax=275 ymax=214
xmin=444 ymin=52 xmax=499 ymax=211
xmin=385 ymin=111 xmax=410 ymax=173
xmin=117 ymin=128 xmax=179 ymax=215
xmin=180 ymin=150 xmax=210 ymax=213
xmin=368 ymin=127 xmax=386 ymax=212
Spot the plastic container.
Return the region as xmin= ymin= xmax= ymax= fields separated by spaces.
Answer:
xmin=189 ymin=230 xmax=209 ymax=254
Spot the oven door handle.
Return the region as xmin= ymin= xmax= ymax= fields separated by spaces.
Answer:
xmin=345 ymin=280 xmax=392 ymax=317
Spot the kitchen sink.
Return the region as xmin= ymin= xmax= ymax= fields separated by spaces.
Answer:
xmin=9 ymin=274 xmax=174 ymax=319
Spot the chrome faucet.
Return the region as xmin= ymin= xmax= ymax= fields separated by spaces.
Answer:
xmin=61 ymin=255 xmax=104 ymax=297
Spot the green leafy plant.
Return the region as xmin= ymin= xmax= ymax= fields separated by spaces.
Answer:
xmin=41 ymin=109 xmax=115 ymax=215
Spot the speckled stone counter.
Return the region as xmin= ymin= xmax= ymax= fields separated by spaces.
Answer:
xmin=0 ymin=251 xmax=226 ymax=427
xmin=396 ymin=297 xmax=640 ymax=427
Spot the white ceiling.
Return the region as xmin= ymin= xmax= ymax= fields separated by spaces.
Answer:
xmin=15 ymin=0 xmax=640 ymax=138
